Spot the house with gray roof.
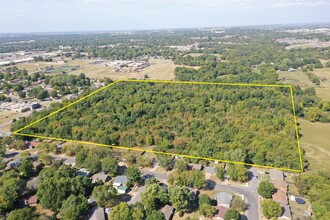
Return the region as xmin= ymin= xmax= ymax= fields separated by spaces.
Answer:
xmin=205 ymin=166 xmax=216 ymax=175
xmin=7 ymin=159 xmax=21 ymax=169
xmin=77 ymin=168 xmax=91 ymax=177
xmin=215 ymin=192 xmax=233 ymax=208
xmin=91 ymin=172 xmax=110 ymax=183
xmin=89 ymin=207 xmax=105 ymax=220
xmin=113 ymin=175 xmax=128 ymax=187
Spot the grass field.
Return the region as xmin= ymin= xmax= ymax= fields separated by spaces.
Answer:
xmin=312 ymin=68 xmax=330 ymax=101
xmin=0 ymin=110 xmax=22 ymax=124
xmin=278 ymin=70 xmax=314 ymax=88
xmin=299 ymin=118 xmax=330 ymax=172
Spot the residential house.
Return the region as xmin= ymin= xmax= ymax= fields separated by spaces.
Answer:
xmin=7 ymin=159 xmax=21 ymax=169
xmin=28 ymin=141 xmax=41 ymax=148
xmin=213 ymin=206 xmax=229 ymax=220
xmin=113 ymin=175 xmax=128 ymax=194
xmin=272 ymin=189 xmax=288 ymax=205
xmin=77 ymin=168 xmax=91 ymax=177
xmin=24 ymin=195 xmax=38 ymax=206
xmin=63 ymin=158 xmax=76 ymax=166
xmin=280 ymin=204 xmax=292 ymax=220
xmin=116 ymin=186 xmax=128 ymax=194
xmin=215 ymin=192 xmax=233 ymax=208
xmin=189 ymin=163 xmax=203 ymax=171
xmin=272 ymin=179 xmax=288 ymax=192
xmin=161 ymin=205 xmax=174 ymax=220
xmin=269 ymin=169 xmax=284 ymax=181
xmin=205 ymin=166 xmax=216 ymax=175
xmin=91 ymin=172 xmax=111 ymax=183
xmin=89 ymin=207 xmax=105 ymax=220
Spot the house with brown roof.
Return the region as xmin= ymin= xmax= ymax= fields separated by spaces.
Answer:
xmin=24 ymin=195 xmax=38 ymax=206
xmin=272 ymin=179 xmax=288 ymax=192
xmin=272 ymin=189 xmax=288 ymax=205
xmin=213 ymin=206 xmax=229 ymax=220
xmin=161 ymin=205 xmax=174 ymax=220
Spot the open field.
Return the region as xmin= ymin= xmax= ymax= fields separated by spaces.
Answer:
xmin=14 ymin=58 xmax=177 ymax=80
xmin=278 ymin=70 xmax=314 ymax=88
xmin=0 ymin=110 xmax=22 ymax=125
xmin=312 ymin=68 xmax=330 ymax=101
xmin=299 ymin=118 xmax=330 ymax=172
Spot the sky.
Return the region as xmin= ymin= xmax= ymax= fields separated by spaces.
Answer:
xmin=0 ymin=0 xmax=330 ymax=33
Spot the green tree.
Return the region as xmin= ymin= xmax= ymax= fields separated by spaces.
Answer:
xmin=175 ymin=160 xmax=189 ymax=173
xmin=141 ymin=183 xmax=169 ymax=210
xmin=125 ymin=166 xmax=142 ymax=186
xmin=111 ymin=202 xmax=132 ymax=220
xmin=169 ymin=185 xmax=190 ymax=211
xmin=261 ymin=200 xmax=282 ymax=219
xmin=216 ymin=167 xmax=225 ymax=181
xmin=146 ymin=210 xmax=165 ymax=220
xmin=157 ymin=155 xmax=173 ymax=171
xmin=7 ymin=207 xmax=36 ymax=220
xmin=231 ymin=196 xmax=247 ymax=212
xmin=198 ymin=194 xmax=212 ymax=206
xmin=18 ymin=91 xmax=26 ymax=99
xmin=83 ymin=156 xmax=101 ymax=174
xmin=18 ymin=159 xmax=34 ymax=177
xmin=37 ymin=89 xmax=48 ymax=100
xmin=227 ymin=165 xmax=248 ymax=182
xmin=258 ymin=181 xmax=275 ymax=198
xmin=224 ymin=208 xmax=241 ymax=220
xmin=199 ymin=203 xmax=216 ymax=218
xmin=91 ymin=185 xmax=116 ymax=207
xmin=60 ymin=195 xmax=88 ymax=220
xmin=0 ymin=176 xmax=22 ymax=211
xmin=50 ymin=90 xmax=58 ymax=98
xmin=306 ymin=107 xmax=322 ymax=122
xmin=101 ymin=158 xmax=119 ymax=177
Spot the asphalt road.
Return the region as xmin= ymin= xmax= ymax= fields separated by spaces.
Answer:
xmin=140 ymin=168 xmax=259 ymax=220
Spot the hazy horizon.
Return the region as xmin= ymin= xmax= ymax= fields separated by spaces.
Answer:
xmin=1 ymin=0 xmax=330 ymax=33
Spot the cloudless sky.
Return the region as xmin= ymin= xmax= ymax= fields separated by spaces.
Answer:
xmin=1 ymin=0 xmax=330 ymax=33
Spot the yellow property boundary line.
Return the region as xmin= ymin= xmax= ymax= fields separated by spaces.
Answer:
xmin=13 ymin=79 xmax=303 ymax=173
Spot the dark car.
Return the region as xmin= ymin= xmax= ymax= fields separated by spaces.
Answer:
xmin=296 ymin=198 xmax=306 ymax=204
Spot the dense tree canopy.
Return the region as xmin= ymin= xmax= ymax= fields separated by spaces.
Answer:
xmin=13 ymin=81 xmax=300 ymax=169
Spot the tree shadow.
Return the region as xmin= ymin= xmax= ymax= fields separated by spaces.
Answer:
xmin=205 ymin=179 xmax=216 ymax=190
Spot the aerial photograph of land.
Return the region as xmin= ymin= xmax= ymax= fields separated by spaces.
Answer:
xmin=0 ymin=0 xmax=329 ymax=220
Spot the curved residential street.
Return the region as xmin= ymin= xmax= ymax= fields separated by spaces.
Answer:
xmin=140 ymin=167 xmax=260 ymax=220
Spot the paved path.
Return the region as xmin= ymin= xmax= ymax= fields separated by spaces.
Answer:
xmin=139 ymin=168 xmax=259 ymax=220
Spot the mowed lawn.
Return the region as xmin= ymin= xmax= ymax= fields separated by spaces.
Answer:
xmin=299 ymin=118 xmax=330 ymax=172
